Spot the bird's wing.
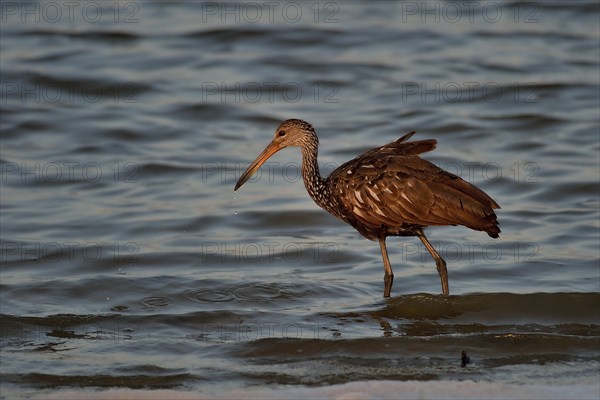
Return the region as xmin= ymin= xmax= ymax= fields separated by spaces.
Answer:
xmin=328 ymin=144 xmax=500 ymax=236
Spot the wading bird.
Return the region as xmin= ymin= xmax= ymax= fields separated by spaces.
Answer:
xmin=235 ymin=119 xmax=500 ymax=297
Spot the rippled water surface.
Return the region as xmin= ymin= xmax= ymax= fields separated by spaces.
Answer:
xmin=1 ymin=1 xmax=599 ymax=398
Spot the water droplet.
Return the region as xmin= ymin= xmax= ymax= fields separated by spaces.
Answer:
xmin=106 ymin=297 xmax=110 ymax=301
xmin=234 ymin=211 xmax=238 ymax=215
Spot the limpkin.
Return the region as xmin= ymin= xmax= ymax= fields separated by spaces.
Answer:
xmin=235 ymin=119 xmax=500 ymax=297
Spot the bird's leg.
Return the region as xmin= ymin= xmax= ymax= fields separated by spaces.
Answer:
xmin=378 ymin=237 xmax=394 ymax=298
xmin=417 ymin=231 xmax=449 ymax=296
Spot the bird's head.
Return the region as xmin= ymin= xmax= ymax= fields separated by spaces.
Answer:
xmin=235 ymin=119 xmax=316 ymax=191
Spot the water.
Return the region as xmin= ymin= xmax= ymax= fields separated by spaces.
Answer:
xmin=1 ymin=1 xmax=599 ymax=398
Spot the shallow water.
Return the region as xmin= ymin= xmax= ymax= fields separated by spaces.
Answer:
xmin=1 ymin=1 xmax=599 ymax=398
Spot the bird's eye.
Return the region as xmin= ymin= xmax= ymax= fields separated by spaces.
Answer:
xmin=278 ymin=130 xmax=286 ymax=137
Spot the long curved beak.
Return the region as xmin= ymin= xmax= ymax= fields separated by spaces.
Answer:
xmin=235 ymin=140 xmax=283 ymax=191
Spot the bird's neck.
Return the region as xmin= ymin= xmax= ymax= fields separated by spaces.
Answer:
xmin=301 ymin=142 xmax=329 ymax=210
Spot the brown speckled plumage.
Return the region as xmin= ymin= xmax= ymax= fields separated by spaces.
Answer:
xmin=235 ymin=119 xmax=500 ymax=297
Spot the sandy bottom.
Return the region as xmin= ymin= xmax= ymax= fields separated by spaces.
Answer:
xmin=18 ymin=380 xmax=600 ymax=400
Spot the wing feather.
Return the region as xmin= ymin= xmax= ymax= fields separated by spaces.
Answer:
xmin=327 ymin=133 xmax=500 ymax=238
